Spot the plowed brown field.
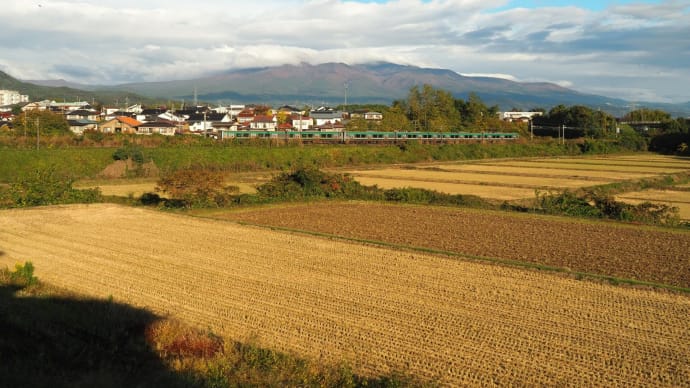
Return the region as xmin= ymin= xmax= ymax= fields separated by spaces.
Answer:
xmin=2 ymin=204 xmax=690 ymax=386
xmin=224 ymin=202 xmax=690 ymax=288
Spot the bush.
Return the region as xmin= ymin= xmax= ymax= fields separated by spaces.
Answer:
xmin=257 ymin=167 xmax=373 ymax=201
xmin=140 ymin=192 xmax=162 ymax=206
xmin=157 ymin=166 xmax=239 ymax=208
xmin=113 ymin=145 xmax=145 ymax=163
xmin=536 ymin=189 xmax=680 ymax=225
xmin=7 ymin=166 xmax=102 ymax=207
xmin=5 ymin=261 xmax=38 ymax=286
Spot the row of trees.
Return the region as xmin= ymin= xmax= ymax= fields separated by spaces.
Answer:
xmin=344 ymin=85 xmax=689 ymax=142
xmin=346 ymin=85 xmax=510 ymax=133
xmin=533 ymin=105 xmax=688 ymax=138
xmin=2 ymin=110 xmax=70 ymax=136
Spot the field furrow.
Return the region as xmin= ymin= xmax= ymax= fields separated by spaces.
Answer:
xmin=1 ymin=204 xmax=689 ymax=386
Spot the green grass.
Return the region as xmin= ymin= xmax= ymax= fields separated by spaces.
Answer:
xmin=0 ymin=138 xmax=624 ymax=183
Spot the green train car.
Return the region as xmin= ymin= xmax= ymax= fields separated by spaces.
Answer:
xmin=221 ymin=130 xmax=519 ymax=142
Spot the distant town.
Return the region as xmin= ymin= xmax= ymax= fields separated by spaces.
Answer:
xmin=0 ymin=88 xmax=546 ymax=140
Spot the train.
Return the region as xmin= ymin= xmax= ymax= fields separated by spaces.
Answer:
xmin=220 ymin=130 xmax=519 ymax=143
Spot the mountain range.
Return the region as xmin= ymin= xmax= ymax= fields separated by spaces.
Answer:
xmin=6 ymin=62 xmax=690 ymax=116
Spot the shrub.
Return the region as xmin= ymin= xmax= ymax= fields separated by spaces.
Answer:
xmin=157 ymin=166 xmax=238 ymax=208
xmin=140 ymin=192 xmax=162 ymax=206
xmin=536 ymin=189 xmax=680 ymax=225
xmin=7 ymin=166 xmax=102 ymax=207
xmin=6 ymin=261 xmax=38 ymax=286
xmin=257 ymin=167 xmax=372 ymax=201
xmin=112 ymin=145 xmax=145 ymax=163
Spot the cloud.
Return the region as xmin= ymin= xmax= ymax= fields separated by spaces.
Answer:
xmin=1 ymin=0 xmax=689 ymax=103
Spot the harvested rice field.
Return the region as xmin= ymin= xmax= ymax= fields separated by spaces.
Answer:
xmin=474 ymin=160 xmax=685 ymax=173
xmin=353 ymin=177 xmax=537 ymax=200
xmin=345 ymin=154 xmax=690 ymax=202
xmin=223 ymin=202 xmax=690 ymax=288
xmin=429 ymin=163 xmax=655 ymax=180
xmin=1 ymin=204 xmax=689 ymax=387
xmin=348 ymin=168 xmax=597 ymax=188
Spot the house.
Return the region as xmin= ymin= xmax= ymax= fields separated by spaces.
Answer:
xmin=48 ymin=101 xmax=91 ymax=113
xmin=290 ymin=114 xmax=313 ymax=131
xmin=277 ymin=105 xmax=302 ymax=115
xmin=102 ymin=110 xmax=136 ymax=121
xmin=136 ymin=108 xmax=166 ymax=123
xmin=250 ymin=115 xmax=277 ymax=131
xmin=364 ymin=111 xmax=383 ymax=121
xmin=237 ymin=109 xmax=256 ymax=123
xmin=310 ymin=107 xmax=344 ymax=126
xmin=0 ymin=112 xmax=13 ymax=122
xmin=137 ymin=121 xmax=177 ymax=136
xmin=313 ymin=121 xmax=345 ymax=132
xmin=68 ymin=119 xmax=98 ymax=135
xmin=157 ymin=111 xmax=186 ymax=123
xmin=498 ymin=111 xmax=543 ymax=122
xmin=66 ymin=109 xmax=99 ymax=121
xmin=98 ymin=116 xmax=142 ymax=134
xmin=220 ymin=105 xmax=245 ymax=118
xmin=212 ymin=122 xmax=239 ymax=132
xmin=277 ymin=123 xmax=293 ymax=131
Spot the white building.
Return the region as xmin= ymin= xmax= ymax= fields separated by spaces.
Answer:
xmin=0 ymin=90 xmax=29 ymax=106
xmin=498 ymin=111 xmax=543 ymax=122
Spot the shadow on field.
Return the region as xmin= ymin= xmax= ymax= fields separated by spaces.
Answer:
xmin=0 ymin=284 xmax=198 ymax=388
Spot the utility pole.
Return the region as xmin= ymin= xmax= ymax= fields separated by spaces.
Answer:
xmin=529 ymin=119 xmax=533 ymax=141
xmin=36 ymin=117 xmax=40 ymax=150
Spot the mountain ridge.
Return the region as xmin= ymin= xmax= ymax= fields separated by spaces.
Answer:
xmin=8 ymin=63 xmax=690 ymax=116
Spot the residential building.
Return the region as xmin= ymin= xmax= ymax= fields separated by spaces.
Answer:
xmin=237 ymin=109 xmax=256 ymax=123
xmin=0 ymin=90 xmax=29 ymax=106
xmin=98 ymin=116 xmax=142 ymax=134
xmin=66 ymin=109 xmax=99 ymax=121
xmin=498 ymin=111 xmax=543 ymax=122
xmin=250 ymin=115 xmax=277 ymax=131
xmin=310 ymin=107 xmax=344 ymax=126
xmin=68 ymin=119 xmax=98 ymax=135
xmin=290 ymin=114 xmax=313 ymax=131
xmin=364 ymin=111 xmax=383 ymax=121
xmin=137 ymin=121 xmax=177 ymax=136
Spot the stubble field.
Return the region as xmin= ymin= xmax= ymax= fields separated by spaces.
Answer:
xmin=1 ymin=204 xmax=689 ymax=386
xmin=223 ymin=202 xmax=690 ymax=288
xmin=344 ymin=154 xmax=690 ymax=217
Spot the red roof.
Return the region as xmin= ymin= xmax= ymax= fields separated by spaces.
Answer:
xmin=116 ymin=116 xmax=142 ymax=127
xmin=253 ymin=115 xmax=275 ymax=123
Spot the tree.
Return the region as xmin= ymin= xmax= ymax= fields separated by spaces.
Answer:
xmin=455 ymin=93 xmax=496 ymax=131
xmin=380 ymin=105 xmax=412 ymax=132
xmin=13 ymin=110 xmax=70 ymax=136
xmin=405 ymin=85 xmax=460 ymax=132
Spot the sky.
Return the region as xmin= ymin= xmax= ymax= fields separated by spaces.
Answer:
xmin=1 ymin=0 xmax=689 ymax=103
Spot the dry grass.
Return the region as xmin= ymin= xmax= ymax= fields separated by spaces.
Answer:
xmin=346 ymin=154 xmax=690 ymax=202
xmin=616 ymin=194 xmax=690 ymax=220
xmin=617 ymin=189 xmax=690 ymax=203
xmin=354 ymin=176 xmax=537 ymax=200
xmin=431 ymin=163 xmax=655 ymax=180
xmin=75 ymin=179 xmax=258 ymax=198
xmin=348 ymin=169 xmax=596 ymax=189
xmin=485 ymin=160 xmax=685 ymax=173
xmin=1 ymin=204 xmax=689 ymax=386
